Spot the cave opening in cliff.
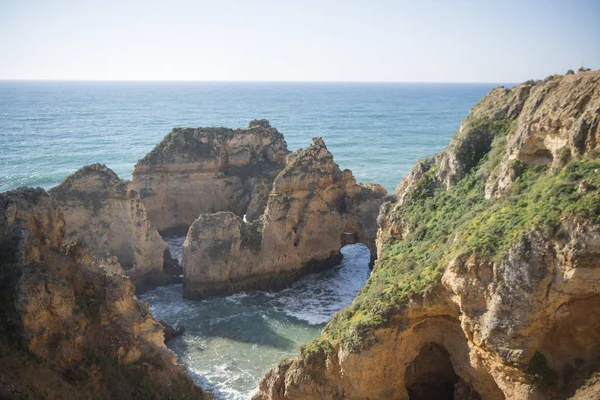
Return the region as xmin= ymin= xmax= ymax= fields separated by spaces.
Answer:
xmin=404 ymin=342 xmax=481 ymax=400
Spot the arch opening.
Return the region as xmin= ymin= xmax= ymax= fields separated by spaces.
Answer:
xmin=340 ymin=232 xmax=376 ymax=267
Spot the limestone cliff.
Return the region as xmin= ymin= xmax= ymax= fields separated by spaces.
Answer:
xmin=254 ymin=70 xmax=600 ymax=400
xmin=132 ymin=119 xmax=289 ymax=233
xmin=49 ymin=163 xmax=178 ymax=293
xmin=182 ymin=137 xmax=387 ymax=299
xmin=0 ymin=188 xmax=208 ymax=400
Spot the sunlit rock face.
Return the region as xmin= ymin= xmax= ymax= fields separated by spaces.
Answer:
xmin=182 ymin=137 xmax=387 ymax=299
xmin=132 ymin=119 xmax=289 ymax=234
xmin=49 ymin=163 xmax=177 ymax=293
xmin=0 ymin=187 xmax=208 ymax=400
xmin=254 ymin=70 xmax=600 ymax=400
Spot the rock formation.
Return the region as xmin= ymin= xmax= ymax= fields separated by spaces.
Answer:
xmin=182 ymin=137 xmax=387 ymax=299
xmin=0 ymin=188 xmax=209 ymax=400
xmin=254 ymin=70 xmax=600 ymax=400
xmin=48 ymin=163 xmax=179 ymax=293
xmin=132 ymin=119 xmax=289 ymax=234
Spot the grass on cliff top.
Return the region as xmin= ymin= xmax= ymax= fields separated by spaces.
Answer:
xmin=304 ymin=152 xmax=600 ymax=355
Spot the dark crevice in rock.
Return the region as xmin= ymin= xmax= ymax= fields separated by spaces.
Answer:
xmin=405 ymin=343 xmax=482 ymax=400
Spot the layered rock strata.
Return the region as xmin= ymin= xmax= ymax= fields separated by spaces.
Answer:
xmin=49 ymin=163 xmax=178 ymax=293
xmin=182 ymin=137 xmax=387 ymax=299
xmin=254 ymin=70 xmax=600 ymax=400
xmin=132 ymin=119 xmax=289 ymax=234
xmin=0 ymin=188 xmax=208 ymax=400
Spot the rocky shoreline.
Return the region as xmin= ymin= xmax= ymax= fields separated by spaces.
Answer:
xmin=0 ymin=187 xmax=206 ymax=399
xmin=0 ymin=119 xmax=386 ymax=399
xmin=1 ymin=69 xmax=599 ymax=399
xmin=254 ymin=69 xmax=600 ymax=400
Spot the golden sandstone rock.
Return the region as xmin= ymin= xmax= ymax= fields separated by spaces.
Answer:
xmin=0 ymin=187 xmax=208 ymax=399
xmin=181 ymin=137 xmax=386 ymax=299
xmin=132 ymin=119 xmax=289 ymax=234
xmin=254 ymin=70 xmax=600 ymax=400
xmin=49 ymin=163 xmax=176 ymax=293
xmin=2 ymin=70 xmax=599 ymax=399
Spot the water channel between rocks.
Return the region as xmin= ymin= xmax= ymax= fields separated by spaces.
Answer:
xmin=140 ymin=237 xmax=371 ymax=399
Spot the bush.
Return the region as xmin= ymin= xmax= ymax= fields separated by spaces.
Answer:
xmin=320 ymin=150 xmax=600 ymax=352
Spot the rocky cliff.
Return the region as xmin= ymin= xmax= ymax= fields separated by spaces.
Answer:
xmin=49 ymin=163 xmax=179 ymax=293
xmin=132 ymin=119 xmax=289 ymax=234
xmin=182 ymin=137 xmax=387 ymax=299
xmin=254 ymin=70 xmax=600 ymax=400
xmin=0 ymin=188 xmax=208 ymax=400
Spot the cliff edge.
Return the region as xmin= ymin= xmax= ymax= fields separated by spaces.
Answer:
xmin=0 ymin=188 xmax=209 ymax=400
xmin=254 ymin=70 xmax=600 ymax=400
xmin=49 ymin=163 xmax=179 ymax=293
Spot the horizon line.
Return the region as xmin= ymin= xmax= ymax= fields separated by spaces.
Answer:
xmin=0 ymin=78 xmax=517 ymax=85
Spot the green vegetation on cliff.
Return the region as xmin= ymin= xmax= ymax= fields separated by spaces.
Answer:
xmin=304 ymin=122 xmax=600 ymax=354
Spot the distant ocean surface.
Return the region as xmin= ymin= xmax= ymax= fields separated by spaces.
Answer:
xmin=0 ymin=81 xmax=505 ymax=193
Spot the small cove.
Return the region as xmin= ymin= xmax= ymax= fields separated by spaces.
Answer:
xmin=140 ymin=238 xmax=372 ymax=399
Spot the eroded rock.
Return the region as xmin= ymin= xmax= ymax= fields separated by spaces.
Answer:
xmin=159 ymin=320 xmax=186 ymax=343
xmin=49 ymin=163 xmax=178 ymax=293
xmin=254 ymin=70 xmax=600 ymax=400
xmin=132 ymin=119 xmax=289 ymax=233
xmin=487 ymin=70 xmax=600 ymax=198
xmin=0 ymin=188 xmax=209 ymax=400
xmin=182 ymin=137 xmax=386 ymax=299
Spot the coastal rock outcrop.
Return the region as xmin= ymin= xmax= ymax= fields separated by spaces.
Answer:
xmin=48 ymin=163 xmax=178 ymax=293
xmin=254 ymin=70 xmax=600 ymax=400
xmin=182 ymin=137 xmax=387 ymax=299
xmin=132 ymin=119 xmax=289 ymax=234
xmin=485 ymin=71 xmax=600 ymax=198
xmin=0 ymin=188 xmax=208 ymax=399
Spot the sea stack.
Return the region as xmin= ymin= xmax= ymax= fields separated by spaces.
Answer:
xmin=132 ymin=119 xmax=289 ymax=234
xmin=182 ymin=137 xmax=387 ymax=299
xmin=48 ymin=163 xmax=179 ymax=293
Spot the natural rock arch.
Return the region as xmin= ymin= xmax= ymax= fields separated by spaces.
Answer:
xmin=182 ymin=137 xmax=387 ymax=299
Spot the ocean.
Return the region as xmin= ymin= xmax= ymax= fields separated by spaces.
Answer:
xmin=143 ymin=240 xmax=372 ymax=399
xmin=0 ymin=81 xmax=504 ymax=399
xmin=0 ymin=81 xmax=501 ymax=193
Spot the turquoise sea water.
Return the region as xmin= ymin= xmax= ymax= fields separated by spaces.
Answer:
xmin=0 ymin=81 xmax=501 ymax=192
xmin=0 ymin=81 xmax=504 ymax=399
xmin=142 ymin=241 xmax=372 ymax=400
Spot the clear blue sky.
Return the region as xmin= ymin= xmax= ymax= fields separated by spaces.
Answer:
xmin=1 ymin=0 xmax=598 ymax=82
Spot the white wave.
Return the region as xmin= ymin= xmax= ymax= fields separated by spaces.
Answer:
xmin=164 ymin=235 xmax=186 ymax=263
xmin=273 ymin=243 xmax=371 ymax=325
xmin=226 ymin=292 xmax=250 ymax=301
xmin=140 ymin=242 xmax=372 ymax=399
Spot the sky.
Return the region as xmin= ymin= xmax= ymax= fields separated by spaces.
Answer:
xmin=0 ymin=0 xmax=599 ymax=82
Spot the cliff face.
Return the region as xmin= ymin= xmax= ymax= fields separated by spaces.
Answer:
xmin=254 ymin=70 xmax=600 ymax=400
xmin=48 ymin=163 xmax=177 ymax=293
xmin=0 ymin=188 xmax=208 ymax=400
xmin=132 ymin=119 xmax=289 ymax=234
xmin=182 ymin=137 xmax=387 ymax=299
